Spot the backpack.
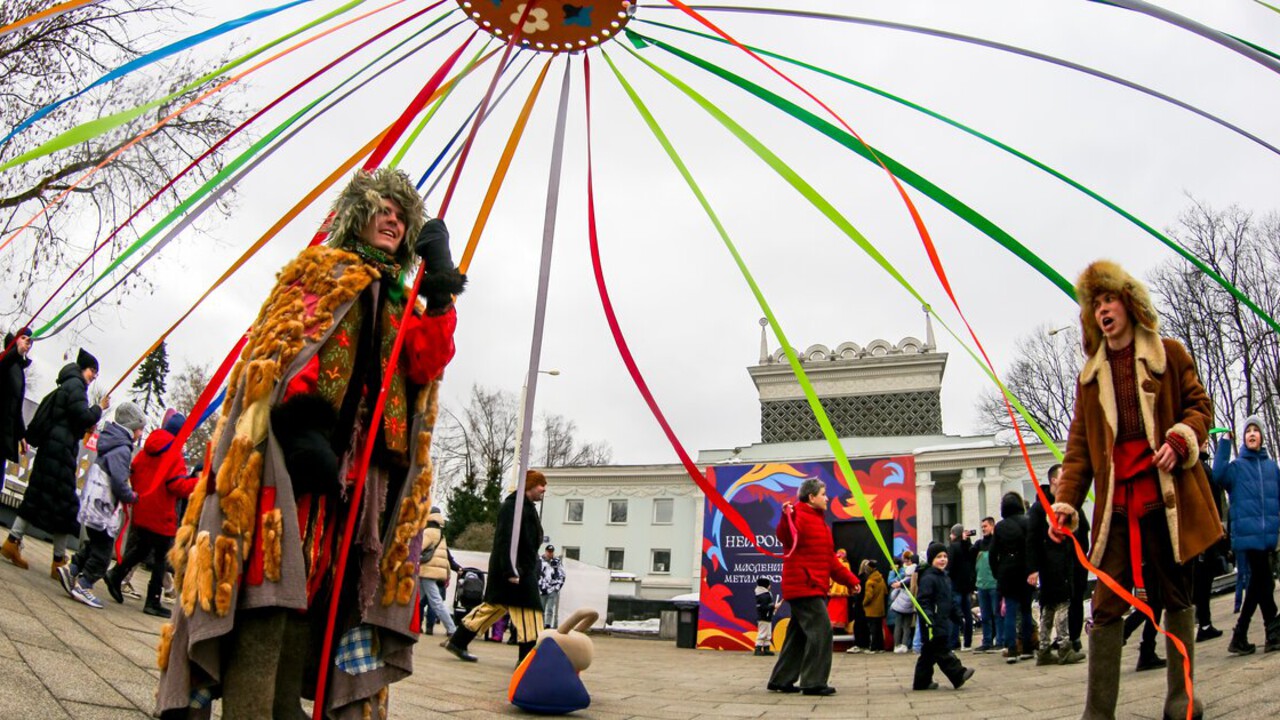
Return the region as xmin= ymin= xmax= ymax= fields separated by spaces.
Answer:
xmin=24 ymin=388 xmax=58 ymax=448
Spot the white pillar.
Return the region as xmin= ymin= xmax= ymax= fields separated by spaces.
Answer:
xmin=983 ymin=466 xmax=1004 ymax=523
xmin=915 ymin=470 xmax=934 ymax=552
xmin=960 ymin=468 xmax=982 ymax=534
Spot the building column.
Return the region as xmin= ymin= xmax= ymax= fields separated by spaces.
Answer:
xmin=915 ymin=470 xmax=933 ymax=552
xmin=959 ymin=468 xmax=982 ymax=534
xmin=983 ymin=466 xmax=1004 ymax=523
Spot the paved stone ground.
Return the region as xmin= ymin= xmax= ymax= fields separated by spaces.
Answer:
xmin=2 ymin=536 xmax=1278 ymax=719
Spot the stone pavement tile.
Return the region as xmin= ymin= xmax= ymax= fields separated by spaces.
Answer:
xmin=0 ymin=658 xmax=72 ymax=719
xmin=0 ymin=627 xmax=21 ymax=660
xmin=62 ymin=701 xmax=150 ymax=720
xmin=0 ymin=604 xmax=64 ymax=651
xmin=16 ymin=641 xmax=132 ymax=707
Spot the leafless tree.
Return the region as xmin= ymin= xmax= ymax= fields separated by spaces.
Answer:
xmin=976 ymin=324 xmax=1083 ymax=442
xmin=540 ymin=413 xmax=613 ymax=467
xmin=168 ymin=362 xmax=215 ymax=467
xmin=0 ymin=1 xmax=245 ymax=324
xmin=1148 ymin=200 xmax=1280 ymax=451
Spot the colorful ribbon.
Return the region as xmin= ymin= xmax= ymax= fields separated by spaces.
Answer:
xmin=0 ymin=0 xmax=319 ymax=151
xmin=636 ymin=23 xmax=1280 ymax=338
xmin=640 ymin=6 xmax=1280 ymax=158
xmin=1091 ymin=0 xmax=1280 ymax=75
xmin=0 ymin=0 xmax=105 ymax=41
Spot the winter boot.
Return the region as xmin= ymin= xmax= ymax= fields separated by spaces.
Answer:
xmin=1162 ymin=608 xmax=1203 ymax=720
xmin=49 ymin=556 xmax=68 ymax=580
xmin=1035 ymin=646 xmax=1057 ymax=666
xmin=1081 ymin=622 xmax=1123 ymax=720
xmin=517 ymin=641 xmax=536 ymax=666
xmin=1135 ymin=637 xmax=1167 ymax=671
xmin=1058 ymin=642 xmax=1086 ymax=665
xmin=1227 ymin=624 xmax=1256 ymax=656
xmin=0 ymin=537 xmax=27 ymax=569
xmin=442 ymin=624 xmax=479 ymax=662
xmin=1264 ymin=618 xmax=1280 ymax=653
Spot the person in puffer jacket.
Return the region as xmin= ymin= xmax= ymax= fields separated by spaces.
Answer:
xmin=913 ymin=542 xmax=975 ymax=691
xmin=766 ymin=478 xmax=860 ymax=697
xmin=59 ymin=403 xmax=142 ymax=609
xmin=1212 ymin=415 xmax=1280 ymax=655
xmin=104 ymin=409 xmax=200 ymax=617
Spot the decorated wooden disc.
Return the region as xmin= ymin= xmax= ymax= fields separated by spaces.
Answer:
xmin=457 ymin=0 xmax=637 ymax=52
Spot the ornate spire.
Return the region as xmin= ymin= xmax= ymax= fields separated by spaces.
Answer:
xmin=923 ymin=305 xmax=936 ymax=351
xmin=758 ymin=317 xmax=770 ymax=364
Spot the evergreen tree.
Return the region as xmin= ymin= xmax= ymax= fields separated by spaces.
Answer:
xmin=443 ymin=460 xmax=504 ymax=545
xmin=131 ymin=342 xmax=170 ymax=414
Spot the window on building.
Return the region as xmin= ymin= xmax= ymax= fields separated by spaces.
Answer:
xmin=564 ymin=547 xmax=580 ymax=561
xmin=652 ymin=498 xmax=673 ymax=525
xmin=933 ymin=502 xmax=958 ymax=548
xmin=651 ymin=549 xmax=671 ymax=574
xmin=608 ymin=499 xmax=628 ymax=524
xmin=565 ymin=499 xmax=583 ymax=524
xmin=606 ymin=548 xmax=625 ymax=571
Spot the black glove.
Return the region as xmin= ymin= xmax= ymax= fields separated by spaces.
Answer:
xmin=270 ymin=393 xmax=340 ymax=496
xmin=414 ymin=217 xmax=467 ymax=312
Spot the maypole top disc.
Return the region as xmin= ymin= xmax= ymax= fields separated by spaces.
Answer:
xmin=457 ymin=0 xmax=637 ymax=52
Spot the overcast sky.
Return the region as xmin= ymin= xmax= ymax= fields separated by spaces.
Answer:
xmin=14 ymin=0 xmax=1280 ymax=464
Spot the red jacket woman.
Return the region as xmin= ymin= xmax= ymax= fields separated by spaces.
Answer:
xmin=777 ymin=500 xmax=860 ymax=601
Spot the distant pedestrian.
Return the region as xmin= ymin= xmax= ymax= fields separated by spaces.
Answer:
xmin=1026 ymin=467 xmax=1084 ymax=665
xmin=754 ymin=577 xmax=777 ymax=656
xmin=419 ymin=506 xmax=460 ymax=637
xmin=912 ymin=542 xmax=975 ymax=691
xmin=539 ymin=544 xmax=566 ymax=628
xmin=974 ymin=517 xmax=1002 ymax=652
xmin=766 ymin=478 xmax=860 ymax=697
xmin=0 ymin=327 xmax=33 ymax=481
xmin=946 ymin=523 xmax=976 ymax=651
xmin=990 ymin=492 xmax=1033 ymax=663
xmin=58 ymin=403 xmax=142 ymax=608
xmin=103 ymin=409 xmax=199 ymax=618
xmin=3 ymin=349 xmax=108 ymax=576
xmin=1212 ymin=415 xmax=1280 ymax=655
xmin=889 ymin=551 xmax=917 ymax=653
xmin=862 ymin=559 xmax=887 ymax=653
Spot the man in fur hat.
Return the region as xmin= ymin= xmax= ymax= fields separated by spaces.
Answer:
xmin=155 ymin=168 xmax=465 ymax=720
xmin=1049 ymin=260 xmax=1221 ymax=720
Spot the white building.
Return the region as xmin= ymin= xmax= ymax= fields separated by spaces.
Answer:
xmin=540 ymin=316 xmax=1071 ymax=600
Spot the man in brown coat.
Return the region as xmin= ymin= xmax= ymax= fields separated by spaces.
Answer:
xmin=1050 ymin=260 xmax=1221 ymax=720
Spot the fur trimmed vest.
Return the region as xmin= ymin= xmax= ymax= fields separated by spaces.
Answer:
xmin=1055 ymin=325 xmax=1221 ymax=565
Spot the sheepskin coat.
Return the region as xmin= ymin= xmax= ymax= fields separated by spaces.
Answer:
xmin=156 ymin=246 xmax=455 ymax=718
xmin=1054 ymin=324 xmax=1221 ymax=565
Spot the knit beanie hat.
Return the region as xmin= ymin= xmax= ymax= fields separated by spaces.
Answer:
xmin=76 ymin=348 xmax=99 ymax=373
xmin=162 ymin=411 xmax=186 ymax=436
xmin=114 ymin=402 xmax=146 ymax=432
xmin=1243 ymin=415 xmax=1267 ymax=441
xmin=950 ymin=523 xmax=964 ymax=540
xmin=757 ymin=577 xmax=772 ymax=588
xmin=926 ymin=541 xmax=948 ymax=566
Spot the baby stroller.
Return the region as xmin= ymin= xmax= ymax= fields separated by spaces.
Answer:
xmin=452 ymin=566 xmax=486 ymax=627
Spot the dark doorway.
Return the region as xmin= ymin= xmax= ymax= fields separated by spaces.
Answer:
xmin=833 ymin=518 xmax=897 ymax=571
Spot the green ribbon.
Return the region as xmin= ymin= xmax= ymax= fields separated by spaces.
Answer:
xmin=35 ymin=11 xmax=456 ymax=336
xmin=389 ymin=40 xmax=495 ymax=169
xmin=0 ymin=0 xmax=373 ymax=173
xmin=635 ymin=23 xmax=1280 ymax=338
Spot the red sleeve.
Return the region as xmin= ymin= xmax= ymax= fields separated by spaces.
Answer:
xmin=832 ymin=556 xmax=860 ymax=592
xmin=402 ymin=305 xmax=457 ymax=384
xmin=283 ymin=355 xmax=319 ymax=401
xmin=776 ymin=507 xmax=795 ymax=551
xmin=167 ymin=469 xmax=200 ymax=500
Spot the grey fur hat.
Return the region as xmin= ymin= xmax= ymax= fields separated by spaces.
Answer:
xmin=324 ymin=168 xmax=427 ymax=274
xmin=114 ymin=402 xmax=146 ymax=432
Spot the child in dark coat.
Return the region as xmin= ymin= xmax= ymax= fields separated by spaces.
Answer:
xmin=755 ymin=577 xmax=777 ymax=656
xmin=914 ymin=542 xmax=975 ymax=691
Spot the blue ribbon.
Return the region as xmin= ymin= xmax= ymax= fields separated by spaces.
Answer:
xmin=0 ymin=0 xmax=317 ymax=148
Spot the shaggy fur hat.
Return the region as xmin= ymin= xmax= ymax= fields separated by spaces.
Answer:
xmin=324 ymin=168 xmax=427 ymax=275
xmin=1074 ymin=259 xmax=1160 ymax=356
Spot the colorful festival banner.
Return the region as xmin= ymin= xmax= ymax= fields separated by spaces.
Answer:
xmin=698 ymin=457 xmax=915 ymax=651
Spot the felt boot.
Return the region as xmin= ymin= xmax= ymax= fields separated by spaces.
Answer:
xmin=1 ymin=537 xmax=27 ymax=569
xmin=1081 ymin=622 xmax=1123 ymax=720
xmin=1162 ymin=608 xmax=1203 ymax=720
xmin=49 ymin=556 xmax=68 ymax=580
xmin=221 ymin=610 xmax=290 ymax=720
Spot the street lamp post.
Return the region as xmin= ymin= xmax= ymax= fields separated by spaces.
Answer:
xmin=1047 ymin=325 xmax=1073 ymax=336
xmin=511 ymin=368 xmax=560 ymax=491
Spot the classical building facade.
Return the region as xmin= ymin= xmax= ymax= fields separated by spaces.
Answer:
xmin=540 ymin=317 xmax=1069 ymax=600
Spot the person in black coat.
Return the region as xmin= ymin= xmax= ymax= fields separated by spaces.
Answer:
xmin=913 ymin=542 xmax=975 ymax=691
xmin=2 ymin=350 xmax=107 ymax=576
xmin=443 ymin=469 xmax=547 ymax=664
xmin=989 ymin=491 xmax=1033 ymax=662
xmin=946 ymin=523 xmax=976 ymax=650
xmin=1027 ymin=469 xmax=1086 ymax=665
xmin=0 ymin=328 xmax=33 ymax=468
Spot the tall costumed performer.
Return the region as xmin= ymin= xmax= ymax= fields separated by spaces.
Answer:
xmin=1050 ymin=260 xmax=1221 ymax=720
xmin=155 ymin=168 xmax=466 ymax=720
